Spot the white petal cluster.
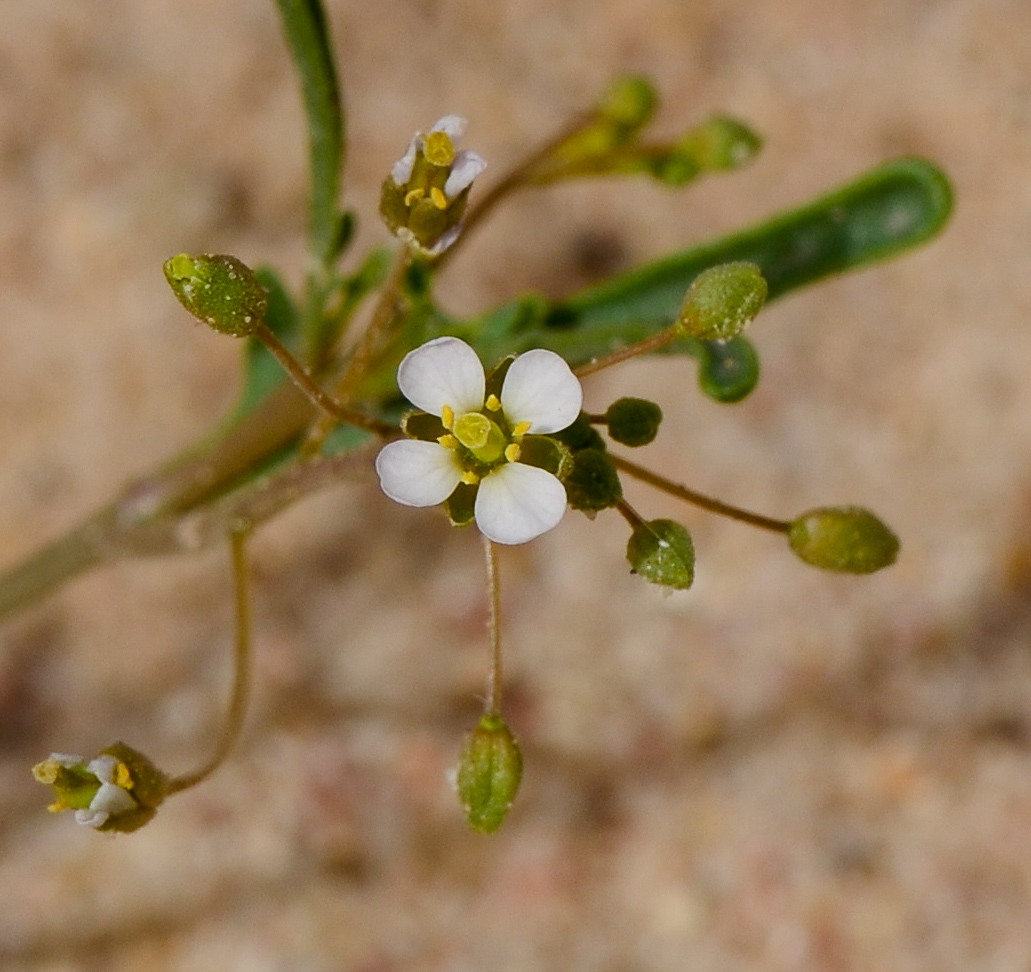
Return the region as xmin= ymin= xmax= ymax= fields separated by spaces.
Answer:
xmin=376 ymin=337 xmax=583 ymax=544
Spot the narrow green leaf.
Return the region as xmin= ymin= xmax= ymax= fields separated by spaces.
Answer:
xmin=468 ymin=159 xmax=952 ymax=374
xmin=274 ymin=0 xmax=345 ymax=269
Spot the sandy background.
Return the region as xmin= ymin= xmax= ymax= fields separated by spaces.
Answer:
xmin=1 ymin=0 xmax=1030 ymax=969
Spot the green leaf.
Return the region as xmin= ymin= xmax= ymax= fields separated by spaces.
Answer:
xmin=274 ymin=0 xmax=345 ymax=270
xmin=465 ymin=158 xmax=952 ymax=399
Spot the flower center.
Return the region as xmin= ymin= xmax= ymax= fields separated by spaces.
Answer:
xmin=453 ymin=411 xmax=507 ymax=463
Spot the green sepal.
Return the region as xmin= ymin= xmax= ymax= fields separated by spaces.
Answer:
xmin=403 ymin=410 xmax=447 ymax=442
xmin=456 ymin=713 xmax=523 ymax=834
xmin=517 ymin=435 xmax=572 ymax=477
xmin=626 ymin=518 xmax=695 ymax=590
xmin=551 ymin=412 xmax=607 ymax=452
xmin=564 ymin=448 xmax=623 ymax=513
xmin=445 ymin=482 xmax=477 ymax=527
xmin=788 ymin=506 xmax=899 ymax=574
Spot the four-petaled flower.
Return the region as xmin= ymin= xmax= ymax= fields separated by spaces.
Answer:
xmin=376 ymin=337 xmax=583 ymax=544
xmin=379 ymin=115 xmax=487 ymax=254
xmin=33 ymin=752 xmax=138 ymax=829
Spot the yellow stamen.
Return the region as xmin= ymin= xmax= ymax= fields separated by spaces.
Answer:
xmin=485 ymin=394 xmax=502 ymax=411
xmin=114 ymin=762 xmax=133 ymax=790
xmin=438 ymin=434 xmax=458 ymax=449
xmin=441 ymin=405 xmax=455 ymax=429
xmin=461 ymin=470 xmax=480 ymax=485
xmin=429 ymin=186 xmax=448 ymax=209
xmin=404 ymin=187 xmax=425 ymax=207
xmin=513 ymin=421 xmax=532 ymax=437
xmin=504 ymin=443 xmax=522 ymax=463
xmin=47 ymin=799 xmax=69 ymax=814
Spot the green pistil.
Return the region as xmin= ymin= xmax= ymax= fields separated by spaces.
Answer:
xmin=454 ymin=411 xmax=508 ymax=464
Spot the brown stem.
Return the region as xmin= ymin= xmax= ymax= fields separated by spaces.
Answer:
xmin=167 ymin=524 xmax=254 ymax=794
xmin=573 ymin=327 xmax=678 ymax=378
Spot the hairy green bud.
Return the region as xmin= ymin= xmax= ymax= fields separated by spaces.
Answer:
xmin=564 ymin=448 xmax=623 ymax=513
xmin=456 ymin=714 xmax=523 ymax=834
xmin=678 ymin=116 xmax=762 ymax=172
xmin=605 ymin=397 xmax=663 ymax=447
xmin=788 ymin=506 xmax=900 ymax=574
xmin=626 ymin=518 xmax=695 ymax=590
xmin=677 ymin=261 xmax=768 ymax=342
xmin=164 ymin=253 xmax=267 ymax=337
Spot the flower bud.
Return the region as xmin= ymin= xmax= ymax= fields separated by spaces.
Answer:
xmin=676 ymin=116 xmax=761 ymax=172
xmin=33 ymin=741 xmax=168 ymax=833
xmin=456 ymin=714 xmax=523 ymax=834
xmin=563 ymin=448 xmax=623 ymax=513
xmin=677 ymin=262 xmax=768 ymax=342
xmin=788 ymin=506 xmax=899 ymax=574
xmin=164 ymin=253 xmax=268 ymax=337
xmin=604 ymin=397 xmax=663 ymax=447
xmin=598 ymin=76 xmax=658 ymax=134
xmin=626 ymin=518 xmax=695 ymax=590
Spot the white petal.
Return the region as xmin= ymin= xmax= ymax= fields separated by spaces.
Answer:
xmin=500 ymin=348 xmax=583 ymax=433
xmin=431 ymin=115 xmax=468 ymax=140
xmin=376 ymin=440 xmax=463 ymax=507
xmin=474 ymin=462 xmax=568 ymax=544
xmin=87 ymin=754 xmax=121 ymax=785
xmin=75 ymin=782 xmax=136 ymax=828
xmin=397 ymin=336 xmax=485 ymax=416
xmin=391 ymin=134 xmax=420 ymax=185
xmin=444 ymin=150 xmax=487 ymax=197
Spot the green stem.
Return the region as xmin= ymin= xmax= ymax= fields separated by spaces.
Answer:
xmin=483 ymin=535 xmax=503 ymax=716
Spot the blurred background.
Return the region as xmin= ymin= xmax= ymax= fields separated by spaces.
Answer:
xmin=1 ymin=0 xmax=1030 ymax=969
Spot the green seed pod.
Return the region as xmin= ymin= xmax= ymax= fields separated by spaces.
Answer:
xmin=677 ymin=262 xmax=768 ymax=342
xmin=456 ymin=713 xmax=523 ymax=834
xmin=163 ymin=253 xmax=268 ymax=337
xmin=605 ymin=397 xmax=663 ymax=447
xmin=563 ymin=448 xmax=623 ymax=513
xmin=626 ymin=518 xmax=695 ymax=590
xmin=788 ymin=506 xmax=900 ymax=574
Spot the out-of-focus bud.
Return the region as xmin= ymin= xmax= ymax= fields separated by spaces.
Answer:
xmin=676 ymin=261 xmax=768 ymax=342
xmin=604 ymin=397 xmax=663 ymax=447
xmin=598 ymin=76 xmax=658 ymax=135
xmin=788 ymin=506 xmax=900 ymax=574
xmin=563 ymin=448 xmax=623 ymax=513
xmin=33 ymin=742 xmax=168 ymax=834
xmin=164 ymin=253 xmax=268 ymax=337
xmin=456 ymin=713 xmax=523 ymax=834
xmin=626 ymin=518 xmax=695 ymax=590
xmin=379 ymin=115 xmax=486 ymax=255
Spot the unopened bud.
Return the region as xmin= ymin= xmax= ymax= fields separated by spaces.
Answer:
xmin=677 ymin=261 xmax=768 ymax=342
xmin=598 ymin=76 xmax=658 ymax=134
xmin=604 ymin=397 xmax=663 ymax=447
xmin=164 ymin=253 xmax=267 ymax=337
xmin=677 ymin=116 xmax=762 ymax=172
xmin=456 ymin=714 xmax=523 ymax=834
xmin=788 ymin=506 xmax=899 ymax=574
xmin=626 ymin=518 xmax=695 ymax=590
xmin=33 ymin=741 xmax=168 ymax=833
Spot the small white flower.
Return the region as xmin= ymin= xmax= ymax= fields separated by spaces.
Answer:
xmin=376 ymin=337 xmax=583 ymax=544
xmin=75 ymin=755 xmax=137 ymax=828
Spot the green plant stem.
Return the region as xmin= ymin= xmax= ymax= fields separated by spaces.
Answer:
xmin=253 ymin=322 xmax=394 ymax=437
xmin=611 ymin=453 xmax=790 ymax=533
xmin=167 ymin=524 xmax=254 ymax=795
xmin=483 ymin=535 xmax=503 ymax=716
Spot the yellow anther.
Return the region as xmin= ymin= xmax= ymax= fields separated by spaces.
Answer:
xmin=404 ymin=187 xmax=425 ymax=207
xmin=438 ymin=434 xmax=458 ymax=449
xmin=114 ymin=762 xmax=133 ymax=790
xmin=485 ymin=394 xmax=502 ymax=411
xmin=504 ymin=443 xmax=522 ymax=463
xmin=429 ymin=186 xmax=448 ymax=209
xmin=461 ymin=470 xmax=480 ymax=485
xmin=47 ymin=799 xmax=69 ymax=814
xmin=513 ymin=421 xmax=532 ymax=437
xmin=441 ymin=405 xmax=455 ymax=429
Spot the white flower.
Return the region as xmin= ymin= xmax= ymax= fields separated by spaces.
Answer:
xmin=376 ymin=337 xmax=583 ymax=544
xmin=75 ymin=755 xmax=137 ymax=828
